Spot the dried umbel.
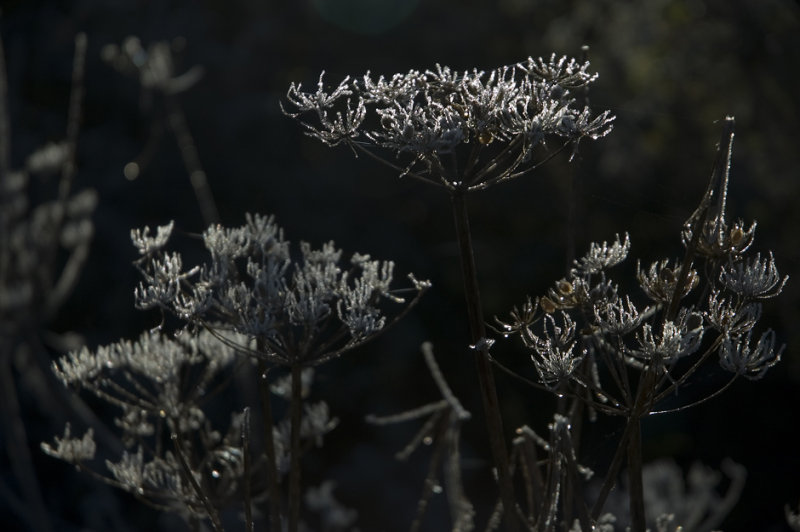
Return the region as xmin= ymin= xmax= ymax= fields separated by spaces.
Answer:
xmin=132 ymin=214 xmax=429 ymax=367
xmin=44 ymin=212 xmax=429 ymax=530
xmin=502 ymin=118 xmax=786 ymax=397
xmin=284 ymin=54 xmax=614 ymax=191
xmin=497 ymin=117 xmax=786 ymax=530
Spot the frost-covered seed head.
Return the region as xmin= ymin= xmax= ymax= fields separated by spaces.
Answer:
xmin=719 ymin=329 xmax=783 ymax=380
xmin=719 ymin=252 xmax=788 ymax=300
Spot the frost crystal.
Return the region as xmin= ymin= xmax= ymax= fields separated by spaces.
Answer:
xmin=40 ymin=424 xmax=96 ymax=463
xmin=637 ymin=259 xmax=698 ymax=304
xmin=131 ymin=221 xmax=175 ymax=255
xmin=572 ymin=233 xmax=630 ymax=275
xmin=634 ymin=311 xmax=704 ymax=365
xmin=522 ymin=312 xmax=585 ymax=385
xmin=719 ymin=252 xmax=788 ymax=300
xmin=719 ymin=329 xmax=783 ymax=380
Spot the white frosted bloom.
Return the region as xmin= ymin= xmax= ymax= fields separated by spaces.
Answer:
xmin=41 ymin=424 xmax=96 ymax=463
xmin=720 ymin=328 xmax=783 ymax=380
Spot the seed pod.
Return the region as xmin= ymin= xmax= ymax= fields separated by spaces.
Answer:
xmin=540 ymin=296 xmax=557 ymax=314
xmin=730 ymin=226 xmax=745 ymax=246
xmin=556 ymin=280 xmax=573 ymax=295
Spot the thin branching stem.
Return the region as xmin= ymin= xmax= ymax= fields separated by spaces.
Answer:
xmin=408 ymin=415 xmax=449 ymax=532
xmin=171 ymin=431 xmax=224 ymax=532
xmin=349 ymin=141 xmax=447 ymax=188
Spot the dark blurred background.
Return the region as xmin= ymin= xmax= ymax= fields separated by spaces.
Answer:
xmin=1 ymin=0 xmax=799 ymax=530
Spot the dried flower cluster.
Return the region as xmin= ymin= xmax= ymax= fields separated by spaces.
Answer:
xmin=500 ymin=119 xmax=786 ymax=410
xmin=43 ymin=213 xmax=428 ymax=529
xmin=131 ymin=214 xmax=429 ymax=366
xmin=283 ymin=54 xmax=614 ymax=191
xmin=36 ymin=39 xmax=791 ymax=532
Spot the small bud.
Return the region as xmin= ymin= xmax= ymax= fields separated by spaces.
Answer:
xmin=730 ymin=226 xmax=745 ymax=246
xmin=540 ymin=296 xmax=556 ymax=313
xmin=556 ymin=280 xmax=573 ymax=295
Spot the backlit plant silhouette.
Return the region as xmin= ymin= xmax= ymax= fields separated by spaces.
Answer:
xmin=40 ymin=50 xmax=790 ymax=532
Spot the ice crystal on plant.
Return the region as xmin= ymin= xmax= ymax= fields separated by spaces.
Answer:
xmin=634 ymin=310 xmax=704 ymax=366
xmin=719 ymin=329 xmax=784 ymax=380
xmin=40 ymin=424 xmax=96 ymax=463
xmin=572 ymin=233 xmax=630 ymax=275
xmin=637 ymin=259 xmax=699 ymax=304
xmin=522 ymin=312 xmax=585 ymax=386
xmin=131 ymin=221 xmax=175 ymax=255
xmin=719 ymin=251 xmax=788 ymax=300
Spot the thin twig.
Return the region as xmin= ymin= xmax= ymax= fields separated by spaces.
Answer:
xmin=171 ymin=431 xmax=225 ymax=532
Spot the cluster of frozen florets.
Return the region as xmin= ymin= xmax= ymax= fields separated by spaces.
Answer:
xmin=284 ymin=54 xmax=614 ymax=190
xmin=498 ymin=120 xmax=787 ymax=414
xmin=131 ymin=213 xmax=429 ymax=366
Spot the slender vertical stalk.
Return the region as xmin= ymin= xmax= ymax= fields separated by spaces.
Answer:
xmin=165 ymin=95 xmax=220 ymax=225
xmin=625 ymin=366 xmax=655 ymax=532
xmin=171 ymin=431 xmax=224 ymax=532
xmin=450 ymin=190 xmax=519 ymax=532
xmin=288 ymin=363 xmax=303 ymax=532
xmin=626 ymin=417 xmax=645 ymax=531
xmin=257 ymin=360 xmax=283 ymax=532
xmin=241 ymin=407 xmax=254 ymax=532
xmin=0 ymin=33 xmax=9 ymax=177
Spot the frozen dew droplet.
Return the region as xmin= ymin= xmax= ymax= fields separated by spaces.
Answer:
xmin=159 ymin=409 xmax=167 ymax=418
xmin=137 ymin=487 xmax=145 ymax=495
xmin=211 ymin=470 xmax=220 ymax=479
xmin=432 ymin=484 xmax=443 ymax=494
xmin=423 ymin=435 xmax=433 ymax=446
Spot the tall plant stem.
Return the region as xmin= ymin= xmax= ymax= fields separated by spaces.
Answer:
xmin=625 ymin=368 xmax=655 ymax=532
xmin=626 ymin=416 xmax=645 ymax=532
xmin=257 ymin=360 xmax=283 ymax=532
xmin=288 ymin=363 xmax=303 ymax=532
xmin=450 ymin=190 xmax=519 ymax=532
